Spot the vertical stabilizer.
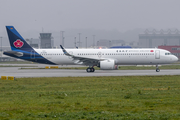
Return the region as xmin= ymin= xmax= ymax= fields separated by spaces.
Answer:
xmin=6 ymin=26 xmax=34 ymax=52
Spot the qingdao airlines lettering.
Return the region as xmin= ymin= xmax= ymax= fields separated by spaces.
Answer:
xmin=4 ymin=26 xmax=178 ymax=72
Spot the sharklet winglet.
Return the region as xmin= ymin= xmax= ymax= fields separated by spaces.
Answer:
xmin=60 ymin=45 xmax=72 ymax=56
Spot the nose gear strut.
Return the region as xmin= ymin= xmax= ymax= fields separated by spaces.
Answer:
xmin=156 ymin=65 xmax=160 ymax=72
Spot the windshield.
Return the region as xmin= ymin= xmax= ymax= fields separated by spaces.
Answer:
xmin=165 ymin=53 xmax=173 ymax=55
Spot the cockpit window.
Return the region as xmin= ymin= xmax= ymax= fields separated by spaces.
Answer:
xmin=165 ymin=53 xmax=173 ymax=55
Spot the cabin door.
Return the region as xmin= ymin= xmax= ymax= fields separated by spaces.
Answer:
xmin=31 ymin=51 xmax=35 ymax=59
xmin=155 ymin=50 xmax=160 ymax=59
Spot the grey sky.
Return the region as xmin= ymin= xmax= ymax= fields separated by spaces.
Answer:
xmin=0 ymin=0 xmax=180 ymax=47
xmin=1 ymin=0 xmax=180 ymax=32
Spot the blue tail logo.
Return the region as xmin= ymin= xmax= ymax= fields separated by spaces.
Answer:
xmin=6 ymin=26 xmax=33 ymax=52
xmin=4 ymin=26 xmax=56 ymax=65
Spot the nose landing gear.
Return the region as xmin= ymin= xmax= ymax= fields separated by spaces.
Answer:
xmin=156 ymin=65 xmax=160 ymax=72
xmin=86 ymin=67 xmax=95 ymax=72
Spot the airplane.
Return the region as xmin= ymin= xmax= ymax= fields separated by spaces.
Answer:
xmin=3 ymin=26 xmax=178 ymax=72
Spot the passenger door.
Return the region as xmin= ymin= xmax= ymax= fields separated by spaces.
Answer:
xmin=31 ymin=51 xmax=35 ymax=59
xmin=155 ymin=50 xmax=160 ymax=59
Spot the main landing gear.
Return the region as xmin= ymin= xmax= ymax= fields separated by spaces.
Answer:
xmin=86 ymin=67 xmax=95 ymax=72
xmin=156 ymin=65 xmax=160 ymax=72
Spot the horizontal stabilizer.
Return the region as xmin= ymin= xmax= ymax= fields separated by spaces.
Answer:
xmin=3 ymin=51 xmax=23 ymax=57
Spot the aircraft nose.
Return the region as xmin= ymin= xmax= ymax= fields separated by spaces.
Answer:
xmin=173 ymin=56 xmax=178 ymax=62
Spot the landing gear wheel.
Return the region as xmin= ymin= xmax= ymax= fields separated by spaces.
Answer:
xmin=86 ymin=68 xmax=90 ymax=72
xmin=156 ymin=65 xmax=160 ymax=72
xmin=91 ymin=68 xmax=95 ymax=72
xmin=86 ymin=67 xmax=95 ymax=72
xmin=156 ymin=68 xmax=160 ymax=72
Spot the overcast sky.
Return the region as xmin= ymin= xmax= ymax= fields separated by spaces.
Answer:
xmin=1 ymin=0 xmax=180 ymax=47
xmin=1 ymin=0 xmax=180 ymax=33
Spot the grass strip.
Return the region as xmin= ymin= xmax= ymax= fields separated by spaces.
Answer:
xmin=0 ymin=76 xmax=180 ymax=119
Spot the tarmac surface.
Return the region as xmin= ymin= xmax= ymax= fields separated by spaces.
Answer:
xmin=0 ymin=64 xmax=180 ymax=78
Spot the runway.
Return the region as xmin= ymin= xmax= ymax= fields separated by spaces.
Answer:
xmin=0 ymin=66 xmax=180 ymax=78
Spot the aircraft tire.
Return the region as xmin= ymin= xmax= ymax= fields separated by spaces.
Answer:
xmin=86 ymin=68 xmax=90 ymax=72
xmin=91 ymin=68 xmax=95 ymax=72
xmin=86 ymin=68 xmax=95 ymax=72
xmin=156 ymin=68 xmax=160 ymax=72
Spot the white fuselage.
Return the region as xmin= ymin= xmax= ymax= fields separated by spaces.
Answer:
xmin=34 ymin=48 xmax=178 ymax=65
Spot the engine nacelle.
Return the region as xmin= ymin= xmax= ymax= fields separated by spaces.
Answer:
xmin=99 ymin=60 xmax=118 ymax=70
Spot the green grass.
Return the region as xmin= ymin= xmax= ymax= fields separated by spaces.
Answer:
xmin=0 ymin=76 xmax=180 ymax=119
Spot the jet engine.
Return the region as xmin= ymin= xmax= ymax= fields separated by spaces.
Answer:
xmin=98 ymin=60 xmax=118 ymax=70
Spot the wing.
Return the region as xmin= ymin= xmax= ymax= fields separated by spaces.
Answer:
xmin=60 ymin=45 xmax=105 ymax=66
